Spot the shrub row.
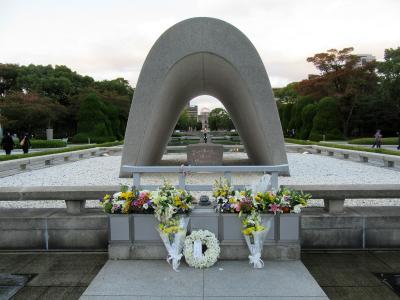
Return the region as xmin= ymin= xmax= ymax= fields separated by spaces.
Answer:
xmin=7 ymin=139 xmax=67 ymax=149
xmin=0 ymin=141 xmax=123 ymax=162
xmin=70 ymin=133 xmax=117 ymax=144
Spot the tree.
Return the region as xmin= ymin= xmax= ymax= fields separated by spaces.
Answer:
xmin=74 ymin=93 xmax=115 ymax=142
xmin=309 ymin=97 xmax=342 ymax=141
xmin=306 ymin=47 xmax=358 ymax=75
xmin=208 ymin=108 xmax=234 ymax=130
xmin=274 ymin=82 xmax=299 ymax=104
xmin=0 ymin=92 xmax=66 ymax=136
xmin=377 ymin=47 xmax=400 ymax=133
xmin=298 ymin=47 xmax=379 ymax=137
xmin=287 ymin=96 xmax=314 ymax=137
xmin=0 ymin=63 xmax=134 ymax=139
xmin=0 ymin=64 xmax=18 ymax=97
xmin=277 ymin=102 xmax=293 ymax=135
xmin=94 ymin=78 xmax=134 ymax=98
xmin=299 ymin=103 xmax=317 ymax=139
xmin=174 ymin=108 xmax=198 ymax=131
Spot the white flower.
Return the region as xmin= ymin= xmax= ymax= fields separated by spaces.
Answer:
xmin=293 ymin=204 xmax=302 ymax=214
xmin=113 ymin=192 xmax=121 ymax=200
xmin=116 ymin=200 xmax=125 ymax=206
xmin=143 ymin=203 xmax=148 ymax=209
xmin=184 ymin=230 xmax=220 ymax=269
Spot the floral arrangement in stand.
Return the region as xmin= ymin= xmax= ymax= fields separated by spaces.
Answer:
xmin=213 ymin=177 xmax=236 ymax=213
xmin=131 ymin=190 xmax=154 ymax=213
xmin=277 ymin=188 xmax=310 ymax=214
xmin=100 ymin=185 xmax=154 ymax=214
xmin=213 ymin=178 xmax=257 ymax=215
xmin=212 ymin=177 xmax=311 ymax=268
xmin=152 ymin=180 xmax=194 ymax=271
xmin=152 ymin=180 xmax=193 ymax=222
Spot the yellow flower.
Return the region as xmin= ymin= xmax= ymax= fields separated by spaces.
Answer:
xmin=242 ymin=227 xmax=255 ymax=235
xmin=163 ymin=226 xmax=180 ymax=234
xmin=255 ymin=225 xmax=265 ymax=231
xmin=122 ymin=200 xmax=131 ymax=214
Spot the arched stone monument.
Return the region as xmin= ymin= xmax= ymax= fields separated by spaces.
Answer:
xmin=120 ymin=17 xmax=288 ymax=177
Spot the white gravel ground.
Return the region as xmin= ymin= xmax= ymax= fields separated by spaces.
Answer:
xmin=1 ymin=152 xmax=400 ymax=208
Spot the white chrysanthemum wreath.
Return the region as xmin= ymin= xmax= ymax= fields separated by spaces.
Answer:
xmin=184 ymin=229 xmax=220 ymax=269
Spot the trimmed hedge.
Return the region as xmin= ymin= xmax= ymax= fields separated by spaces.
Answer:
xmin=5 ymin=139 xmax=67 ymax=149
xmin=285 ymin=138 xmax=314 ymax=145
xmin=0 ymin=141 xmax=123 ymax=162
xmin=71 ymin=133 xmax=117 ymax=144
xmin=349 ymin=137 xmax=399 ymax=145
xmin=30 ymin=139 xmax=67 ymax=148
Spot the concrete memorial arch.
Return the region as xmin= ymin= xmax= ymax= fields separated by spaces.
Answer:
xmin=120 ymin=17 xmax=288 ymax=177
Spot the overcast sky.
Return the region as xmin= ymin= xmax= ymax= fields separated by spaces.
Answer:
xmin=1 ymin=0 xmax=399 ymax=111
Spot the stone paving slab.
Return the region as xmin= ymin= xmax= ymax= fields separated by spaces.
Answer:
xmin=0 ymin=273 xmax=29 ymax=299
xmin=81 ymin=260 xmax=328 ymax=299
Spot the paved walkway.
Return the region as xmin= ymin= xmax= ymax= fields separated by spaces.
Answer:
xmin=1 ymin=251 xmax=400 ymax=299
xmin=0 ymin=252 xmax=107 ymax=299
xmin=303 ymin=250 xmax=400 ymax=300
xmin=81 ymin=260 xmax=327 ymax=299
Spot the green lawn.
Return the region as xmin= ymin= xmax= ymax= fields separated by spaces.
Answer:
xmin=349 ymin=137 xmax=399 ymax=145
xmin=285 ymin=138 xmax=400 ymax=157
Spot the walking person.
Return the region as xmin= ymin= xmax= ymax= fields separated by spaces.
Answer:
xmin=1 ymin=132 xmax=15 ymax=155
xmin=397 ymin=131 xmax=400 ymax=150
xmin=20 ymin=133 xmax=31 ymax=154
xmin=372 ymin=129 xmax=382 ymax=149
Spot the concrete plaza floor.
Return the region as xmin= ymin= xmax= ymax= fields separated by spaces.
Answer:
xmin=1 ymin=251 xmax=400 ymax=299
xmin=81 ymin=260 xmax=327 ymax=299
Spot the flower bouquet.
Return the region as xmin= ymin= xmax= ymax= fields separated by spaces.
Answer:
xmin=100 ymin=185 xmax=134 ymax=214
xmin=152 ymin=180 xmax=193 ymax=271
xmin=242 ymin=211 xmax=272 ymax=268
xmin=277 ymin=188 xmax=311 ymax=214
xmin=100 ymin=186 xmax=154 ymax=214
xmin=213 ymin=178 xmax=258 ymax=215
xmin=131 ymin=190 xmax=154 ymax=214
xmin=213 ymin=177 xmax=236 ymax=213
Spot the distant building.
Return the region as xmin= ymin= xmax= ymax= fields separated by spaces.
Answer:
xmin=355 ymin=54 xmax=376 ymax=67
xmin=199 ymin=107 xmax=210 ymax=130
xmin=186 ymin=104 xmax=198 ymax=121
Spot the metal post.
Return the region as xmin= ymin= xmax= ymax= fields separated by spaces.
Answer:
xmin=271 ymin=172 xmax=279 ymax=191
xmin=133 ymin=173 xmax=141 ymax=189
xmin=178 ymin=173 xmax=186 ymax=190
xmin=224 ymin=171 xmax=232 ymax=185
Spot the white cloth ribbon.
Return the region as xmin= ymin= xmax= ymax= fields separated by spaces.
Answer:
xmin=167 ymin=253 xmax=183 ymax=271
xmin=248 ymin=252 xmax=264 ymax=269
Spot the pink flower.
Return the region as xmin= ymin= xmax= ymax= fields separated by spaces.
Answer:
xmin=269 ymin=203 xmax=281 ymax=215
xmin=234 ymin=204 xmax=240 ymax=212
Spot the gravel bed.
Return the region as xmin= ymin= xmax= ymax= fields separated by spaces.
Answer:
xmin=1 ymin=152 xmax=399 ymax=208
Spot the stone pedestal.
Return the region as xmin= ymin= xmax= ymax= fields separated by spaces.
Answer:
xmin=108 ymin=210 xmax=301 ymax=260
xmin=187 ymin=143 xmax=223 ymax=165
